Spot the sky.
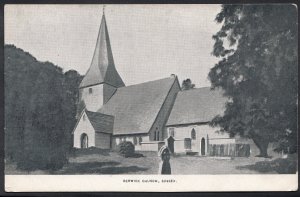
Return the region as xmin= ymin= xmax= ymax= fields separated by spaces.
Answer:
xmin=5 ymin=4 xmax=222 ymax=87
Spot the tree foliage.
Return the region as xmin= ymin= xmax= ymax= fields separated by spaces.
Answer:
xmin=181 ymin=78 xmax=195 ymax=90
xmin=5 ymin=45 xmax=83 ymax=170
xmin=209 ymin=5 xmax=297 ymax=157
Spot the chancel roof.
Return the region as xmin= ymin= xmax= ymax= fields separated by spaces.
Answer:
xmin=166 ymin=87 xmax=227 ymax=126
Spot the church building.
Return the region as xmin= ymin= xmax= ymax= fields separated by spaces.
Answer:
xmin=72 ymin=13 xmax=238 ymax=156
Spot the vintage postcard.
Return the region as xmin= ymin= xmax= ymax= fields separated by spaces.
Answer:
xmin=4 ymin=4 xmax=298 ymax=192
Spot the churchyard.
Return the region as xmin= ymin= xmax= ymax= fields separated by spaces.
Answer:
xmin=5 ymin=148 xmax=297 ymax=175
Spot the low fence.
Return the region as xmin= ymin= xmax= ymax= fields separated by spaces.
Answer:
xmin=208 ymin=143 xmax=250 ymax=157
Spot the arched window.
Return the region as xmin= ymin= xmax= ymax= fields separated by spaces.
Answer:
xmin=89 ymin=88 xmax=93 ymax=94
xmin=169 ymin=128 xmax=175 ymax=137
xmin=83 ymin=114 xmax=86 ymax=121
xmin=191 ymin=128 xmax=196 ymax=140
xmin=139 ymin=137 xmax=143 ymax=145
xmin=133 ymin=137 xmax=137 ymax=145
xmin=154 ymin=127 xmax=159 ymax=141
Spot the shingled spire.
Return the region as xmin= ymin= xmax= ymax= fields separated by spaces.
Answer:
xmin=79 ymin=12 xmax=125 ymax=88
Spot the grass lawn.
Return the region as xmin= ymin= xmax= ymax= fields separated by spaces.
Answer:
xmin=5 ymin=148 xmax=297 ymax=175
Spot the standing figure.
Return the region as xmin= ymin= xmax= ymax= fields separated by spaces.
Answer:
xmin=158 ymin=146 xmax=171 ymax=174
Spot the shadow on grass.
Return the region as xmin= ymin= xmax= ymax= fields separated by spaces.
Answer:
xmin=69 ymin=147 xmax=111 ymax=157
xmin=126 ymin=153 xmax=144 ymax=158
xmin=236 ymin=156 xmax=297 ymax=174
xmin=55 ymin=161 xmax=148 ymax=174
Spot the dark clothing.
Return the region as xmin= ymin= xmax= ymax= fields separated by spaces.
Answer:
xmin=161 ymin=161 xmax=171 ymax=174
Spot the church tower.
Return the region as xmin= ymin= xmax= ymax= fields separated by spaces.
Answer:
xmin=79 ymin=12 xmax=125 ymax=112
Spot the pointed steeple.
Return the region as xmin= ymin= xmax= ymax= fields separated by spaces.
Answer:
xmin=79 ymin=12 xmax=125 ymax=88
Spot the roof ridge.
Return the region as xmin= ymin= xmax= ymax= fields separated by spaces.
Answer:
xmin=117 ymin=76 xmax=176 ymax=89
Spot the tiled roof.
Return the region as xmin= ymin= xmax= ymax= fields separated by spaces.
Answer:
xmin=85 ymin=110 xmax=114 ymax=134
xmin=166 ymin=87 xmax=227 ymax=126
xmin=98 ymin=77 xmax=178 ymax=135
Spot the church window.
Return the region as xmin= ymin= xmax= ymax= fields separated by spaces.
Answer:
xmin=154 ymin=128 xmax=160 ymax=141
xmin=169 ymin=128 xmax=175 ymax=137
xmin=83 ymin=114 xmax=86 ymax=121
xmin=139 ymin=137 xmax=143 ymax=145
xmin=133 ymin=137 xmax=137 ymax=145
xmin=89 ymin=88 xmax=93 ymax=94
xmin=191 ymin=128 xmax=196 ymax=140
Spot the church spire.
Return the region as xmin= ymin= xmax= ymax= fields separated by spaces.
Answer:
xmin=103 ymin=5 xmax=105 ymax=15
xmin=79 ymin=10 xmax=125 ymax=88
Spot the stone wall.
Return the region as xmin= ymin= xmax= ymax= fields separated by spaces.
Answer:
xmin=165 ymin=124 xmax=233 ymax=155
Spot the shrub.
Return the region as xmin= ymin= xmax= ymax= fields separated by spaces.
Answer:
xmin=117 ymin=141 xmax=135 ymax=157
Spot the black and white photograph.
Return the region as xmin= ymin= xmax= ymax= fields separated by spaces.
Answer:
xmin=3 ymin=4 xmax=298 ymax=192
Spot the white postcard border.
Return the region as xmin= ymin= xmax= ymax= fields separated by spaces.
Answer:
xmin=5 ymin=174 xmax=298 ymax=192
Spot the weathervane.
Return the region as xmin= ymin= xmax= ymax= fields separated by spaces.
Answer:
xmin=103 ymin=5 xmax=106 ymax=15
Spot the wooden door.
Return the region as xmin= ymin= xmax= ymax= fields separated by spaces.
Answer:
xmin=167 ymin=136 xmax=175 ymax=153
xmin=201 ymin=137 xmax=205 ymax=156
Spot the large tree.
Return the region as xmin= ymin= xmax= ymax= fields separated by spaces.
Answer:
xmin=22 ymin=66 xmax=67 ymax=170
xmin=4 ymin=45 xmax=41 ymax=163
xmin=209 ymin=5 xmax=297 ymax=157
xmin=5 ymin=45 xmax=82 ymax=170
